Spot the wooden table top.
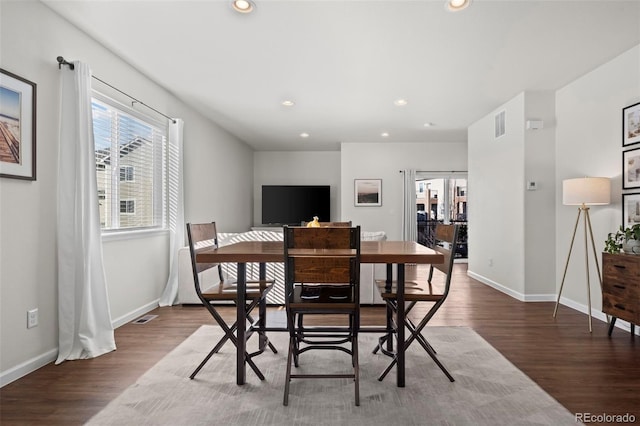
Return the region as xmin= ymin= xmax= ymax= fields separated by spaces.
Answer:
xmin=196 ymin=240 xmax=444 ymax=264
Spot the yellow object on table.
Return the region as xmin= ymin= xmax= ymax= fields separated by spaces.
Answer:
xmin=306 ymin=216 xmax=320 ymax=227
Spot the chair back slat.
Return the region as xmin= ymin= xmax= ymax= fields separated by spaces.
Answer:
xmin=285 ymin=226 xmax=358 ymax=249
xmin=284 ymin=225 xmax=361 ymax=304
xmin=429 ymin=223 xmax=459 ymax=284
xmin=290 ymin=257 xmax=356 ymax=284
xmin=301 ymin=221 xmax=352 ymax=228
xmin=186 ymin=222 xmax=224 ymax=296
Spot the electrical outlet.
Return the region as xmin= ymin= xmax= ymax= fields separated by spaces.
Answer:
xmin=27 ymin=308 xmax=38 ymax=329
xmin=488 ymin=258 xmax=494 ymax=267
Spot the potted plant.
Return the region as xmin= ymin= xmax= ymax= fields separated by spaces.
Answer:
xmin=604 ymin=224 xmax=640 ymax=254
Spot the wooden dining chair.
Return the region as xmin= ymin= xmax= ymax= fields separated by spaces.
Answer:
xmin=374 ymin=223 xmax=460 ymax=382
xmin=186 ymin=222 xmax=277 ymax=381
xmin=282 ymin=225 xmax=361 ymax=406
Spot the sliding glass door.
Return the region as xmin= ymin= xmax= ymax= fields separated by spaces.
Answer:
xmin=415 ymin=172 xmax=468 ymax=259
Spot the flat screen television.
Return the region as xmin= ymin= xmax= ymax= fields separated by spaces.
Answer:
xmin=262 ymin=185 xmax=330 ymax=225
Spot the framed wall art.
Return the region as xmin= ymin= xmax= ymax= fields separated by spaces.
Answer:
xmin=354 ymin=179 xmax=382 ymax=206
xmin=0 ymin=68 xmax=36 ymax=180
xmin=623 ymin=147 xmax=640 ymax=189
xmin=623 ymin=101 xmax=640 ymax=147
xmin=623 ymin=192 xmax=640 ymax=230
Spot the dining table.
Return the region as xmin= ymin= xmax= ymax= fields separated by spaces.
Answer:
xmin=195 ymin=239 xmax=444 ymax=387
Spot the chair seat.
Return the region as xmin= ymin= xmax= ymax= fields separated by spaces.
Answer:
xmin=378 ymin=283 xmax=445 ymax=302
xmin=202 ymin=279 xmax=274 ymax=301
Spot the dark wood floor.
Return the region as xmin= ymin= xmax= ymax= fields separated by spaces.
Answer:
xmin=1 ymin=264 xmax=638 ymax=425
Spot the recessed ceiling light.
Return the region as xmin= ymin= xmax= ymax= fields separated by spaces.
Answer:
xmin=394 ymin=99 xmax=408 ymax=107
xmin=281 ymin=100 xmax=295 ymax=107
xmin=446 ymin=0 xmax=472 ymax=12
xmin=381 ymin=132 xmax=390 ymax=138
xmin=300 ymin=132 xmax=310 ymax=138
xmin=424 ymin=122 xmax=434 ymax=127
xmin=232 ymin=0 xmax=255 ymax=14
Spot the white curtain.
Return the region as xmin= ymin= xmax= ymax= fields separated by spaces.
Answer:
xmin=56 ymin=62 xmax=116 ymax=364
xmin=159 ymin=119 xmax=185 ymax=306
xmin=402 ymin=169 xmax=417 ymax=242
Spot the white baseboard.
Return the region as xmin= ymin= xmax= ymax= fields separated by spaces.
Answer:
xmin=1 ymin=299 xmax=160 ymax=389
xmin=467 ymin=270 xmax=639 ymax=335
xmin=111 ymin=299 xmax=160 ymax=329
xmin=0 ymin=348 xmax=58 ymax=388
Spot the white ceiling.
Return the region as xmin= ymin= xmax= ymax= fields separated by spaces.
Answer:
xmin=42 ymin=0 xmax=640 ymax=151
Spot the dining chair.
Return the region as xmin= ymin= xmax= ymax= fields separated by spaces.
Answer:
xmin=186 ymin=222 xmax=277 ymax=381
xmin=282 ymin=225 xmax=361 ymax=406
xmin=374 ymin=223 xmax=460 ymax=382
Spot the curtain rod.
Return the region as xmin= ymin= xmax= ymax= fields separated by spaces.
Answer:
xmin=56 ymin=56 xmax=176 ymax=124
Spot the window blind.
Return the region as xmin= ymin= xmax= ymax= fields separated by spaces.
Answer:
xmin=92 ymin=95 xmax=167 ymax=231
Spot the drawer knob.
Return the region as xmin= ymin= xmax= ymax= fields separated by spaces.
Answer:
xmin=613 ymin=264 xmax=626 ymax=269
xmin=614 ymin=304 xmax=626 ymax=310
xmin=613 ymin=284 xmax=626 ymax=290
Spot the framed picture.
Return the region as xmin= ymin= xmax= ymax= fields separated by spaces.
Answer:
xmin=623 ymin=101 xmax=640 ymax=147
xmin=623 ymin=148 xmax=640 ymax=189
xmin=623 ymin=193 xmax=640 ymax=229
xmin=354 ymin=179 xmax=382 ymax=206
xmin=0 ymin=68 xmax=36 ymax=180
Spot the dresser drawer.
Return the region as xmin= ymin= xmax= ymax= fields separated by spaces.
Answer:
xmin=602 ymin=279 xmax=639 ymax=299
xmin=602 ymin=253 xmax=640 ymax=276
xmin=601 ymin=253 xmax=640 ymax=327
xmin=603 ymin=294 xmax=638 ymax=324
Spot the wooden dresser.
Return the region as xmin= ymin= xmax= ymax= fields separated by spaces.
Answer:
xmin=602 ymin=252 xmax=639 ymax=336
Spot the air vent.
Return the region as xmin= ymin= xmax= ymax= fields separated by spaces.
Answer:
xmin=495 ymin=110 xmax=506 ymax=138
xmin=132 ymin=314 xmax=158 ymax=324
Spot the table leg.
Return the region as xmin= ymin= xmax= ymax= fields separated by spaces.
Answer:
xmin=237 ymin=262 xmax=247 ymax=385
xmin=259 ymin=262 xmax=267 ymax=351
xmin=397 ymin=263 xmax=405 ymax=387
xmin=385 ymin=264 xmax=393 ymax=353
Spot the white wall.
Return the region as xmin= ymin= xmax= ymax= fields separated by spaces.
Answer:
xmin=253 ymin=151 xmax=341 ymax=226
xmin=468 ymin=91 xmax=557 ymax=300
xmin=468 ymin=94 xmax=528 ymax=296
xmin=340 ymin=142 xmax=468 ymax=239
xmin=0 ymin=1 xmax=255 ymax=384
xmin=555 ymin=45 xmax=640 ymax=320
xmin=523 ymin=92 xmax=557 ymax=298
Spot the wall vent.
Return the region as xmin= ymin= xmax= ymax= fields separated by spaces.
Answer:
xmin=495 ymin=110 xmax=506 ymax=138
xmin=132 ymin=314 xmax=158 ymax=324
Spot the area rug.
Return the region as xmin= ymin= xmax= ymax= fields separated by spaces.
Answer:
xmin=86 ymin=326 xmax=576 ymax=426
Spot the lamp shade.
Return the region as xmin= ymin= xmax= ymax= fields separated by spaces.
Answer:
xmin=562 ymin=177 xmax=610 ymax=206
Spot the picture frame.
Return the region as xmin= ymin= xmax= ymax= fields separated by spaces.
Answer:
xmin=623 ymin=192 xmax=640 ymax=230
xmin=623 ymin=147 xmax=640 ymax=189
xmin=0 ymin=68 xmax=36 ymax=180
xmin=623 ymin=101 xmax=640 ymax=147
xmin=354 ymin=179 xmax=382 ymax=207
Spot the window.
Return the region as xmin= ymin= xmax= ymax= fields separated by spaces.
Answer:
xmin=120 ymin=199 xmax=135 ymax=214
xmin=119 ymin=165 xmax=134 ymax=182
xmin=92 ymin=94 xmax=167 ymax=232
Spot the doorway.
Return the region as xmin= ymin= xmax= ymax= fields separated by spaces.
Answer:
xmin=415 ymin=173 xmax=468 ymax=260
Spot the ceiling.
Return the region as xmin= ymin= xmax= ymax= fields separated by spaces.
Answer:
xmin=42 ymin=0 xmax=640 ymax=151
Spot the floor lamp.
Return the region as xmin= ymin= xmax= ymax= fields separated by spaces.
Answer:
xmin=553 ymin=177 xmax=610 ymax=332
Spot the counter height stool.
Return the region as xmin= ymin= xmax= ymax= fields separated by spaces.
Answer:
xmin=186 ymin=222 xmax=277 ymax=381
xmin=374 ymin=223 xmax=460 ymax=383
xmin=282 ymin=225 xmax=361 ymax=406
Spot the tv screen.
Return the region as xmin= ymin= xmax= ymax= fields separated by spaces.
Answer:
xmin=262 ymin=185 xmax=330 ymax=225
